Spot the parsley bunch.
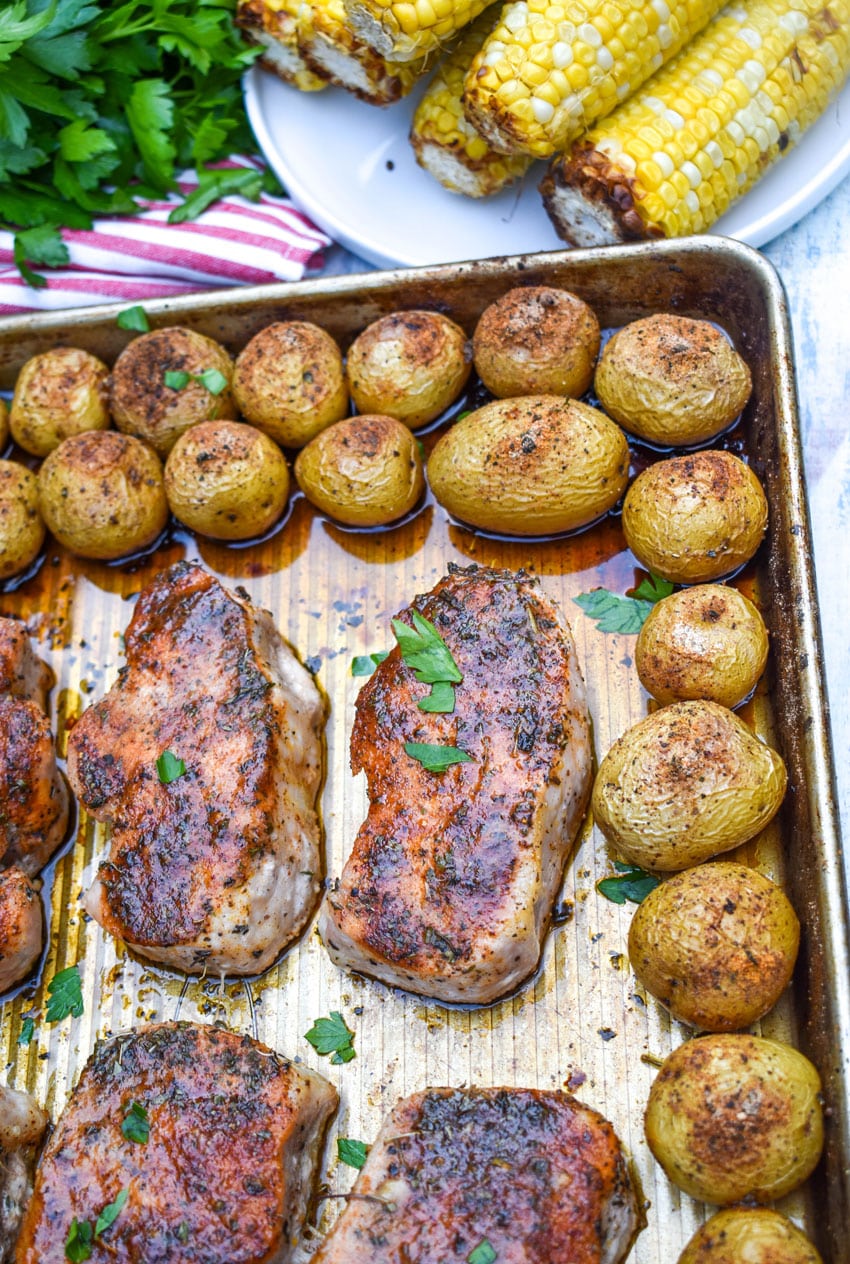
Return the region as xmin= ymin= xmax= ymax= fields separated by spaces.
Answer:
xmin=0 ymin=0 xmax=273 ymax=283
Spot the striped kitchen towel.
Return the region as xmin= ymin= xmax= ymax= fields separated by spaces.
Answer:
xmin=0 ymin=158 xmax=332 ymax=315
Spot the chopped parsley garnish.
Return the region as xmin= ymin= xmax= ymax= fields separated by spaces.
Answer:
xmin=156 ymin=750 xmax=185 ymax=784
xmin=596 ymin=862 xmax=661 ymax=906
xmin=305 ymin=1011 xmax=356 ymax=1065
xmin=65 ymin=1188 xmax=129 ymax=1260
xmin=468 ymin=1240 xmax=497 ymax=1264
xmin=17 ymin=1017 xmax=35 ymax=1046
xmin=337 ymin=1138 xmax=369 ymax=1169
xmin=121 ymin=1101 xmax=150 ymax=1145
xmin=116 ymin=306 xmax=150 ymax=333
xmin=163 ymin=368 xmax=228 ymax=395
xmin=404 ymin=741 xmax=473 ymax=773
xmin=392 ymin=611 xmax=461 ymax=713
xmin=573 ymin=573 xmax=674 ymax=634
xmin=632 ymin=573 xmax=674 ymax=604
xmin=95 ymin=1187 xmax=129 ymax=1236
xmin=351 ymin=651 xmax=388 ymax=677
xmin=45 ymin=965 xmax=84 ymax=1023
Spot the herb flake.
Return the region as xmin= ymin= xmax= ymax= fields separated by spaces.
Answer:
xmin=351 ymin=651 xmax=388 ymax=677
xmin=305 ymin=1011 xmax=356 ymax=1065
xmin=65 ymin=1217 xmax=93 ymax=1262
xmin=18 ymin=1016 xmax=35 ymax=1046
xmin=337 ymin=1137 xmax=369 ymax=1169
xmin=163 ymin=367 xmax=228 ymax=395
xmin=596 ymin=862 xmax=660 ymax=906
xmin=574 ymin=573 xmax=674 ymax=634
xmin=95 ymin=1187 xmax=129 ymax=1236
xmin=116 ymin=306 xmax=150 ymax=333
xmin=468 ymin=1241 xmax=497 ymax=1264
xmin=45 ymin=965 xmax=83 ymax=1023
xmin=121 ymin=1101 xmax=149 ymax=1145
xmin=156 ymin=750 xmax=185 ymax=784
xmin=404 ymin=741 xmax=473 ymax=773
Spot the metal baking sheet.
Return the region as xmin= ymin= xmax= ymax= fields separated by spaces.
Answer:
xmin=0 ymin=238 xmax=846 ymax=1261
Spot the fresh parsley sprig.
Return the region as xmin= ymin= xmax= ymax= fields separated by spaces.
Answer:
xmin=121 ymin=1101 xmax=150 ymax=1145
xmin=337 ymin=1138 xmax=369 ymax=1169
xmin=64 ymin=1187 xmax=129 ymax=1262
xmin=304 ymin=1011 xmax=356 ymax=1065
xmin=391 ymin=611 xmax=462 ymax=713
xmin=596 ymin=862 xmax=660 ymax=905
xmin=573 ymin=573 xmax=674 ymax=634
xmin=45 ymin=965 xmax=84 ymax=1023
xmin=404 ymin=741 xmax=473 ymax=773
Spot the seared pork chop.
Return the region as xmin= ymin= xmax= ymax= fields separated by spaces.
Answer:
xmin=16 ymin=1022 xmax=338 ymax=1264
xmin=0 ymin=618 xmax=52 ymax=711
xmin=0 ymin=697 xmax=68 ymax=875
xmin=0 ymin=868 xmax=42 ymax=992
xmin=67 ymin=562 xmax=325 ymax=976
xmin=0 ymin=1083 xmax=48 ymax=1264
xmin=313 ymin=1088 xmax=638 ymax=1264
xmin=319 ymin=564 xmax=592 ymax=1003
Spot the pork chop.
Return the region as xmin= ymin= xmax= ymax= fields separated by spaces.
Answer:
xmin=66 ymin=562 xmax=325 ymax=976
xmin=312 ymin=1087 xmax=638 ymax=1264
xmin=15 ymin=1022 xmax=338 ymax=1264
xmin=0 ymin=697 xmax=68 ymax=875
xmin=0 ymin=1083 xmax=48 ymax=1264
xmin=0 ymin=868 xmax=42 ymax=992
xmin=319 ymin=564 xmax=592 ymax=1003
xmin=0 ymin=618 xmax=52 ymax=711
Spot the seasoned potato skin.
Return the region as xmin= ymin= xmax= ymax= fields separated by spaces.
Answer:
xmin=622 ymin=450 xmax=768 ymax=583
xmin=645 ymin=1034 xmax=823 ymax=1204
xmin=635 ymin=584 xmax=769 ymax=708
xmin=164 ymin=420 xmax=289 ymax=541
xmin=428 ymin=395 xmax=629 ymax=536
xmin=111 ymin=327 xmax=236 ymax=457
xmin=232 ymin=320 xmax=348 ymax=448
xmin=473 ymin=286 xmax=600 ymax=399
xmin=346 ymin=310 xmax=471 ymax=430
xmin=595 ymin=315 xmax=752 ymax=446
xmin=38 ymin=431 xmax=167 ymax=560
xmin=628 ymin=862 xmax=799 ymax=1030
xmin=294 ymin=413 xmax=424 ymax=527
xmin=592 ymin=700 xmax=787 ymax=870
xmin=10 ymin=347 xmax=110 ymax=457
xmin=0 ymin=461 xmax=45 ymax=579
xmin=678 ymin=1208 xmax=823 ymax=1264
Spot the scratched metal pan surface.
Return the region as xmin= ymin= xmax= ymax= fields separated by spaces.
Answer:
xmin=0 ymin=237 xmax=846 ymax=1262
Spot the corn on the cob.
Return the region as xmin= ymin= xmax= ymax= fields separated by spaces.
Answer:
xmin=541 ymin=0 xmax=850 ymax=244
xmin=299 ymin=0 xmax=430 ymax=101
xmin=344 ymin=0 xmax=492 ymax=63
xmin=463 ymin=0 xmax=729 ymax=158
xmin=411 ymin=9 xmax=534 ymax=194
xmin=237 ymin=0 xmax=329 ymax=91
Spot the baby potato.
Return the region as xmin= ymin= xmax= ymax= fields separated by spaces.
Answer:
xmin=628 ymin=862 xmax=799 ymax=1030
xmin=645 ymin=1034 xmax=824 ymax=1204
xmin=595 ymin=314 xmax=752 ymax=446
xmin=111 ymin=327 xmax=236 ymax=457
xmin=233 ymin=321 xmax=348 ymax=448
xmin=10 ymin=347 xmax=110 ymax=457
xmin=635 ymin=584 xmax=769 ymax=708
xmin=0 ymin=396 xmax=10 ymax=449
xmin=472 ymin=286 xmax=600 ymax=399
xmin=622 ymin=450 xmax=768 ymax=583
xmin=592 ymin=700 xmax=787 ymax=871
xmin=678 ymin=1208 xmax=823 ymax=1264
xmin=294 ymin=414 xmax=424 ymax=527
xmin=428 ymin=395 xmax=629 ymax=536
xmin=38 ymin=432 xmax=167 ymax=560
xmin=346 ymin=310 xmax=471 ymax=430
xmin=165 ymin=421 xmax=289 ymax=541
xmin=0 ymin=461 xmax=45 ymax=579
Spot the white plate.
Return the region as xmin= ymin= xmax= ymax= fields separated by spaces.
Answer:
xmin=245 ymin=66 xmax=850 ymax=269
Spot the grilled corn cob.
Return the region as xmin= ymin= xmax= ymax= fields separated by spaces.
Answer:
xmin=411 ymin=9 xmax=534 ymax=194
xmin=345 ymin=0 xmax=492 ymax=62
xmin=298 ymin=0 xmax=430 ymax=101
xmin=541 ymin=0 xmax=850 ymax=244
xmin=463 ymin=0 xmax=729 ymax=158
xmin=237 ymin=0 xmax=329 ymax=91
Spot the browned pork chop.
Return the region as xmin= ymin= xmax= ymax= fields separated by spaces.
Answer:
xmin=67 ymin=562 xmax=325 ymax=975
xmin=319 ymin=564 xmax=592 ymax=1003
xmin=0 ymin=868 xmax=42 ymax=992
xmin=16 ymin=1023 xmax=338 ymax=1264
xmin=313 ymin=1088 xmax=638 ymax=1264
xmin=0 ymin=1083 xmax=48 ymax=1264
xmin=0 ymin=697 xmax=68 ymax=875
xmin=0 ymin=618 xmax=52 ymax=711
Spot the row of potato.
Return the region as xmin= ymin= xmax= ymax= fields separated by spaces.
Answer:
xmin=238 ymin=0 xmax=850 ymax=244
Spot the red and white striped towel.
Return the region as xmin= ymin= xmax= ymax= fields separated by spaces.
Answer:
xmin=0 ymin=158 xmax=332 ymax=315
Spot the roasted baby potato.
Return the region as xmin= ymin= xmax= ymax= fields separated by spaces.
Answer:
xmin=233 ymin=320 xmax=348 ymax=448
xmin=628 ymin=862 xmax=799 ymax=1030
xmin=592 ymin=700 xmax=787 ymax=871
xmin=622 ymin=450 xmax=768 ymax=583
xmin=164 ymin=421 xmax=290 ymax=541
xmin=10 ymin=347 xmax=110 ymax=457
xmin=427 ymin=395 xmax=629 ymax=536
xmin=678 ymin=1208 xmax=823 ymax=1264
xmin=294 ymin=413 xmax=424 ymax=527
xmin=472 ymin=286 xmax=600 ymax=399
xmin=635 ymin=584 xmax=769 ymax=708
xmin=111 ymin=327 xmax=236 ymax=457
xmin=0 ymin=461 xmax=44 ymax=579
xmin=645 ymin=1034 xmax=824 ymax=1204
xmin=0 ymin=398 xmax=8 ymax=450
xmin=346 ymin=310 xmax=471 ymax=430
xmin=595 ymin=314 xmax=752 ymax=446
xmin=38 ymin=432 xmax=168 ymax=560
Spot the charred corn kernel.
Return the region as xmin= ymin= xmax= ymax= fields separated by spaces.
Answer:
xmin=236 ymin=0 xmax=329 ymax=90
xmin=344 ymin=0 xmax=492 ymax=61
xmin=464 ymin=0 xmax=727 ymax=157
xmin=297 ymin=0 xmax=429 ymax=102
xmin=410 ymin=7 xmax=533 ymax=194
xmin=541 ymin=0 xmax=850 ymax=245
